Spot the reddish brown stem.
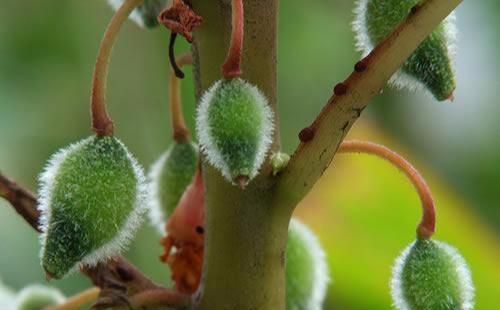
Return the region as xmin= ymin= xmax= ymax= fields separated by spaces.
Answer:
xmin=339 ymin=140 xmax=436 ymax=239
xmin=91 ymin=0 xmax=144 ymax=136
xmin=0 ymin=173 xmax=40 ymax=231
xmin=128 ymin=288 xmax=191 ymax=309
xmin=221 ymin=0 xmax=244 ymax=79
xmin=169 ymin=53 xmax=193 ymax=142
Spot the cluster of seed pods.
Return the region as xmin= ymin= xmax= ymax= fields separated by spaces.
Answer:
xmin=34 ymin=0 xmax=474 ymax=309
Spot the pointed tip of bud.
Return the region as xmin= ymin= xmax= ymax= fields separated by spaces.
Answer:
xmin=236 ymin=175 xmax=249 ymax=189
xmin=44 ymin=270 xmax=54 ymax=282
xmin=447 ymin=92 xmax=455 ymax=102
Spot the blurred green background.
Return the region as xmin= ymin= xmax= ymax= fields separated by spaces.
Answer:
xmin=1 ymin=0 xmax=499 ymax=309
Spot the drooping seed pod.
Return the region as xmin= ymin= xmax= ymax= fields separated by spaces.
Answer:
xmin=147 ymin=141 xmax=198 ymax=233
xmin=107 ymin=0 xmax=169 ymax=28
xmin=38 ymin=136 xmax=147 ymax=279
xmin=391 ymin=239 xmax=474 ymax=310
xmin=196 ymin=78 xmax=274 ymax=187
xmin=354 ymin=0 xmax=457 ymax=101
xmin=14 ymin=285 xmax=65 ymax=310
xmin=286 ymin=219 xmax=330 ymax=310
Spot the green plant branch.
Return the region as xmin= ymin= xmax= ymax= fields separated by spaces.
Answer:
xmin=274 ymin=0 xmax=463 ymax=210
xmin=0 ymin=172 xmax=166 ymax=309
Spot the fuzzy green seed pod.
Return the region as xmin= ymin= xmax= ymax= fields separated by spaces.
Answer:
xmin=38 ymin=136 xmax=146 ymax=279
xmin=107 ymin=0 xmax=169 ymax=28
xmin=147 ymin=141 xmax=198 ymax=233
xmin=354 ymin=0 xmax=457 ymax=101
xmin=196 ymin=78 xmax=274 ymax=186
xmin=286 ymin=219 xmax=330 ymax=310
xmin=14 ymin=285 xmax=65 ymax=310
xmin=391 ymin=239 xmax=474 ymax=310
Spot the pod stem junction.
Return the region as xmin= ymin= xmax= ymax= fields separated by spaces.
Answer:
xmin=339 ymin=140 xmax=436 ymax=239
xmin=221 ymin=0 xmax=244 ymax=79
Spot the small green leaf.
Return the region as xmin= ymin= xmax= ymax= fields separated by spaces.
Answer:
xmin=271 ymin=152 xmax=290 ymax=176
xmin=391 ymin=239 xmax=474 ymax=310
xmin=286 ymin=218 xmax=330 ymax=310
xmin=38 ymin=136 xmax=147 ymax=279
xmin=196 ymin=78 xmax=274 ymax=186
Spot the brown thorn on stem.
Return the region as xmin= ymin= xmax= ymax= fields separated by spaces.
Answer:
xmin=338 ymin=140 xmax=436 ymax=240
xmin=44 ymin=287 xmax=101 ymax=310
xmin=0 ymin=173 xmax=40 ymax=232
xmin=158 ymin=0 xmax=203 ymax=43
xmin=127 ymin=288 xmax=191 ymax=309
xmin=298 ymin=127 xmax=315 ymax=143
xmin=169 ymin=53 xmax=193 ymax=142
xmin=91 ymin=0 xmax=145 ymax=136
xmin=334 ymin=82 xmax=348 ymax=96
xmin=221 ymin=0 xmax=244 ymax=79
xmin=354 ymin=60 xmax=368 ymax=73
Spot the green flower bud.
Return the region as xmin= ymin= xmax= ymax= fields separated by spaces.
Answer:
xmin=391 ymin=239 xmax=474 ymax=310
xmin=14 ymin=285 xmax=65 ymax=310
xmin=354 ymin=0 xmax=457 ymax=100
xmin=271 ymin=152 xmax=290 ymax=176
xmin=286 ymin=219 xmax=330 ymax=310
xmin=107 ymin=0 xmax=169 ymax=28
xmin=147 ymin=141 xmax=198 ymax=233
xmin=196 ymin=78 xmax=274 ymax=186
xmin=38 ymin=136 xmax=147 ymax=279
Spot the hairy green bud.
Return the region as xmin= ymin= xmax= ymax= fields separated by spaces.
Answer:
xmin=147 ymin=141 xmax=198 ymax=233
xmin=107 ymin=0 xmax=169 ymax=28
xmin=14 ymin=285 xmax=65 ymax=310
xmin=391 ymin=239 xmax=474 ymax=310
xmin=286 ymin=219 xmax=330 ymax=310
xmin=354 ymin=0 xmax=457 ymax=100
xmin=271 ymin=152 xmax=290 ymax=176
xmin=38 ymin=136 xmax=147 ymax=279
xmin=196 ymin=78 xmax=274 ymax=186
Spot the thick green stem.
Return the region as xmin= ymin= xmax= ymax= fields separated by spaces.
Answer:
xmin=191 ymin=0 xmax=284 ymax=309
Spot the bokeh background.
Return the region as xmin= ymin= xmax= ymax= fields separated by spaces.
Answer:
xmin=1 ymin=0 xmax=499 ymax=309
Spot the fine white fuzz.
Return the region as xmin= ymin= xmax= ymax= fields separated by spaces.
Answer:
xmin=196 ymin=80 xmax=274 ymax=184
xmin=38 ymin=137 xmax=147 ymax=276
xmin=14 ymin=285 xmax=65 ymax=309
xmin=391 ymin=240 xmax=474 ymax=310
xmin=352 ymin=0 xmax=457 ymax=96
xmin=147 ymin=150 xmax=170 ymax=233
xmin=289 ymin=218 xmax=330 ymax=310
